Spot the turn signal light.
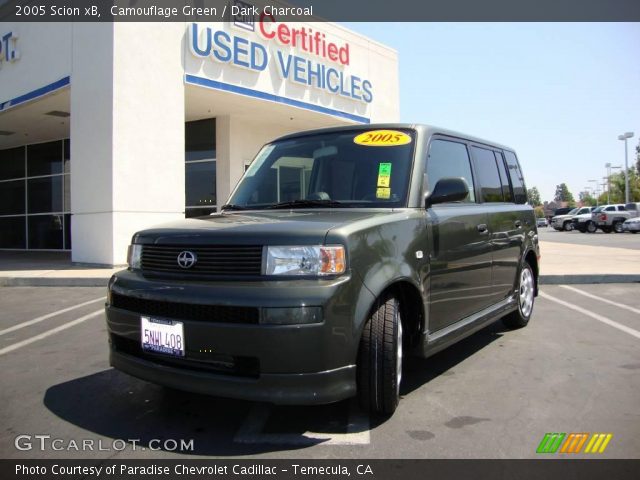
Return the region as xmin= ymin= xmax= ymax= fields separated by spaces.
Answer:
xmin=320 ymin=246 xmax=346 ymax=275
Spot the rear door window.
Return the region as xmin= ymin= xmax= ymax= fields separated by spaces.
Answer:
xmin=504 ymin=151 xmax=527 ymax=204
xmin=427 ymin=139 xmax=475 ymax=203
xmin=471 ymin=146 xmax=504 ymax=202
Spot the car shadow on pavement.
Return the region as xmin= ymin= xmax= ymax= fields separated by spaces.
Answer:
xmin=42 ymin=322 xmax=506 ymax=456
xmin=400 ymin=321 xmax=507 ymax=397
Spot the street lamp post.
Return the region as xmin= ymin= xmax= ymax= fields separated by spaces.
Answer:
xmin=617 ymin=132 xmax=634 ymax=204
xmin=604 ymin=163 xmax=622 ymax=204
xmin=588 ymin=179 xmax=599 ymax=206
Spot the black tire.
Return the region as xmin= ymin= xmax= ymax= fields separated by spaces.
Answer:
xmin=632 ymin=231 xmax=638 ymax=234
xmin=586 ymin=221 xmax=597 ymax=233
xmin=502 ymin=262 xmax=535 ymax=329
xmin=357 ymin=296 xmax=403 ymax=416
xmin=577 ymin=227 xmax=587 ymax=233
xmin=601 ymin=226 xmax=612 ymax=234
xmin=613 ymin=221 xmax=623 ymax=233
xmin=563 ymin=222 xmax=573 ymax=232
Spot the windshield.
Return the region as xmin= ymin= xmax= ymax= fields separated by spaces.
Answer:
xmin=567 ymin=208 xmax=579 ymax=215
xmin=226 ymin=129 xmax=416 ymax=209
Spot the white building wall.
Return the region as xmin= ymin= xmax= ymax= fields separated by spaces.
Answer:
xmin=71 ymin=23 xmax=186 ymax=265
xmin=0 ymin=22 xmax=71 ymax=101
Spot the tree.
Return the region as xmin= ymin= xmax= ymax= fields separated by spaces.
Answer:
xmin=636 ymin=140 xmax=640 ymax=174
xmin=579 ymin=190 xmax=596 ymax=206
xmin=527 ymin=187 xmax=542 ymax=207
xmin=534 ymin=206 xmax=545 ymax=218
xmin=554 ymin=183 xmax=575 ymax=205
xmin=606 ymin=169 xmax=640 ymax=203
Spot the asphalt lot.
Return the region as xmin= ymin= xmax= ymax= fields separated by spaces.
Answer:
xmin=0 ymin=285 xmax=638 ymax=459
xmin=538 ymin=226 xmax=640 ymax=250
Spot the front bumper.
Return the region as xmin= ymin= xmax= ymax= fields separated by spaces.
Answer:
xmin=105 ymin=269 xmax=372 ymax=404
xmin=110 ymin=347 xmax=356 ymax=404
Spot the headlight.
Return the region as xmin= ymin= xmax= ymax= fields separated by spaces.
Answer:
xmin=127 ymin=244 xmax=142 ymax=270
xmin=265 ymin=245 xmax=346 ymax=276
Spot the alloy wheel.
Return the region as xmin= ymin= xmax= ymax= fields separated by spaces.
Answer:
xmin=519 ymin=267 xmax=534 ymax=318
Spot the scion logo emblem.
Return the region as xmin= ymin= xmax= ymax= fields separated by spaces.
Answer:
xmin=177 ymin=251 xmax=197 ymax=269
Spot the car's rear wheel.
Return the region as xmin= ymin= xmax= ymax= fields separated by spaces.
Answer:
xmin=613 ymin=221 xmax=624 ymax=233
xmin=563 ymin=222 xmax=573 ymax=231
xmin=502 ymin=262 xmax=535 ymax=329
xmin=586 ymin=221 xmax=597 ymax=233
xmin=357 ymin=296 xmax=402 ymax=416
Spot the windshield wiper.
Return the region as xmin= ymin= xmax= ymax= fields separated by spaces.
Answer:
xmin=266 ymin=199 xmax=348 ymax=209
xmin=220 ymin=204 xmax=249 ymax=211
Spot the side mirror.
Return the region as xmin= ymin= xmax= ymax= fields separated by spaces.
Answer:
xmin=425 ymin=177 xmax=469 ymax=208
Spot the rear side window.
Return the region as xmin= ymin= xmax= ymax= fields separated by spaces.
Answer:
xmin=504 ymin=151 xmax=527 ymax=204
xmin=427 ymin=139 xmax=475 ymax=203
xmin=471 ymin=146 xmax=504 ymax=202
xmin=618 ymin=206 xmax=626 ymax=211
xmin=494 ymin=152 xmax=513 ymax=202
xmin=605 ymin=206 xmax=615 ymax=211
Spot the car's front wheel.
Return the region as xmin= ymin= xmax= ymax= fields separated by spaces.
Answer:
xmin=586 ymin=221 xmax=597 ymax=233
xmin=502 ymin=262 xmax=535 ymax=329
xmin=613 ymin=221 xmax=624 ymax=233
xmin=357 ymin=296 xmax=402 ymax=416
xmin=563 ymin=222 xmax=573 ymax=231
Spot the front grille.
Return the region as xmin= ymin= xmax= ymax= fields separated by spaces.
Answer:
xmin=111 ymin=293 xmax=260 ymax=324
xmin=111 ymin=335 xmax=259 ymax=378
xmin=141 ymin=245 xmax=262 ymax=276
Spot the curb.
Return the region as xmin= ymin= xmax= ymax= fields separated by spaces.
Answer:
xmin=0 ymin=277 xmax=110 ymax=287
xmin=1 ymin=275 xmax=639 ymax=287
xmin=539 ymin=274 xmax=640 ymax=285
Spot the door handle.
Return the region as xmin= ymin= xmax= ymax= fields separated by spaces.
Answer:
xmin=515 ymin=220 xmax=522 ymax=228
xmin=477 ymin=224 xmax=488 ymax=234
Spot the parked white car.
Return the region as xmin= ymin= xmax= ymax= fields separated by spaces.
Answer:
xmin=622 ymin=217 xmax=640 ymax=233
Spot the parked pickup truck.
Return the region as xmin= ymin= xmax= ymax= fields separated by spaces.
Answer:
xmin=551 ymin=206 xmax=594 ymax=231
xmin=572 ymin=211 xmax=598 ymax=233
xmin=592 ymin=204 xmax=633 ymax=233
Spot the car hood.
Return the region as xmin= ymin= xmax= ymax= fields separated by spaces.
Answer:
xmin=132 ymin=209 xmax=394 ymax=245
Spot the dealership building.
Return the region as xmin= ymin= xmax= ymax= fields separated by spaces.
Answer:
xmin=0 ymin=17 xmax=399 ymax=265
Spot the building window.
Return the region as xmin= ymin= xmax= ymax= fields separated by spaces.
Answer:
xmin=0 ymin=139 xmax=71 ymax=250
xmin=185 ymin=119 xmax=216 ymax=218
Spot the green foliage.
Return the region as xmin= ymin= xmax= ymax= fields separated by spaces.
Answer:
xmin=534 ymin=206 xmax=545 ymax=218
xmin=554 ymin=183 xmax=575 ymax=205
xmin=579 ymin=190 xmax=596 ymax=206
xmin=527 ymin=187 xmax=542 ymax=207
xmin=604 ymin=169 xmax=640 ymax=203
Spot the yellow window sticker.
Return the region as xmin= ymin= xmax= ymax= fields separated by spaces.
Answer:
xmin=354 ymin=130 xmax=412 ymax=147
xmin=377 ymin=162 xmax=392 ymax=187
xmin=376 ymin=187 xmax=391 ymax=199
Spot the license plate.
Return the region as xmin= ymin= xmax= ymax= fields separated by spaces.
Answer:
xmin=141 ymin=316 xmax=185 ymax=357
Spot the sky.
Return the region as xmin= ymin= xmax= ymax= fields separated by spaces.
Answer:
xmin=343 ymin=23 xmax=640 ymax=203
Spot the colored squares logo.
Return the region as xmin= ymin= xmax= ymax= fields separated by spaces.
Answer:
xmin=537 ymin=433 xmax=613 ymax=454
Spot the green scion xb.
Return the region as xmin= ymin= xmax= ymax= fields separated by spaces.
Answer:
xmin=106 ymin=124 xmax=539 ymax=415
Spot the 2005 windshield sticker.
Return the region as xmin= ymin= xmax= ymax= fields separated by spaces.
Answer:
xmin=353 ymin=130 xmax=412 ymax=147
xmin=377 ymin=163 xmax=392 ymax=199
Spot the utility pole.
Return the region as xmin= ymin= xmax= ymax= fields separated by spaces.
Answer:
xmin=618 ymin=132 xmax=634 ymax=204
